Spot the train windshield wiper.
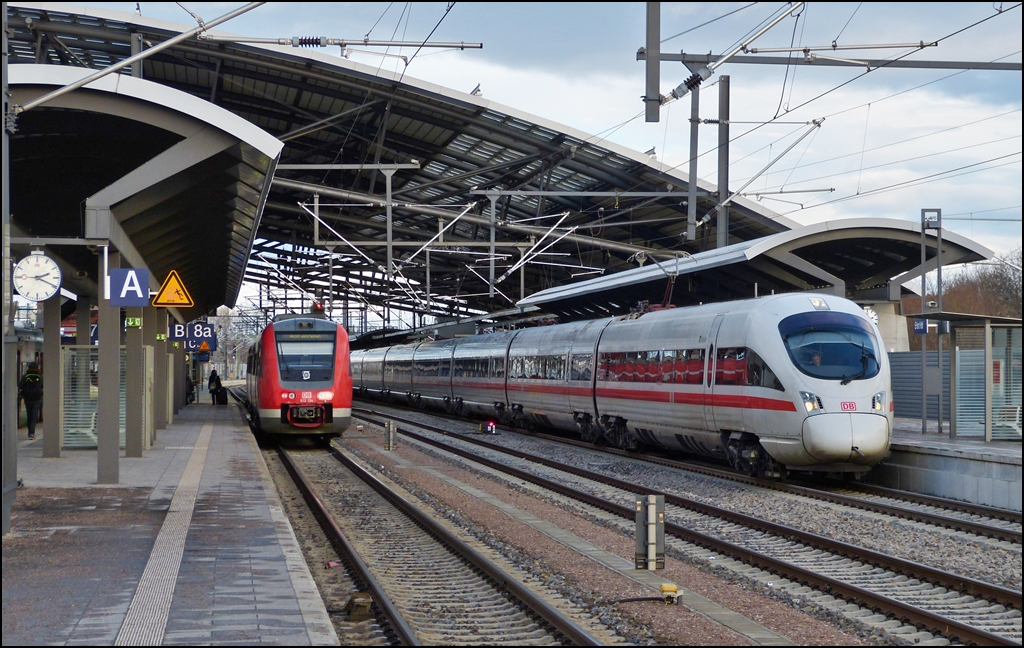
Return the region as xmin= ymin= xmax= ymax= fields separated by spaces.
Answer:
xmin=277 ymin=342 xmax=293 ymax=378
xmin=841 ymin=345 xmax=872 ymax=385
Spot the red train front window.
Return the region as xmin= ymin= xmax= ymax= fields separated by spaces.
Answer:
xmin=275 ymin=331 xmax=335 ymax=382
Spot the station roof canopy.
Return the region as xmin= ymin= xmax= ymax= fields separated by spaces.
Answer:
xmin=520 ymin=218 xmax=993 ymax=320
xmin=6 ymin=2 xmax=798 ymax=322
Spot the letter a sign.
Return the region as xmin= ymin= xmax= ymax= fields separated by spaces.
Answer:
xmin=109 ymin=269 xmax=150 ymax=306
xmin=152 ymin=270 xmax=194 ymax=308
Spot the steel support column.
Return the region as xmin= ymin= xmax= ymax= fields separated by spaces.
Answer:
xmin=686 ymin=85 xmax=700 ymax=242
xmin=125 ymin=307 xmax=144 ymax=457
xmin=153 ymin=309 xmax=168 ymax=432
xmin=142 ymin=306 xmax=159 ymax=443
xmin=42 ymin=293 xmax=61 ymax=458
xmin=717 ymin=76 xmax=730 ymax=249
xmin=97 ymin=250 xmax=120 ymax=484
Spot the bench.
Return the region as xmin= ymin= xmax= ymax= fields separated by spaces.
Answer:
xmin=993 ymin=405 xmax=1022 ymax=438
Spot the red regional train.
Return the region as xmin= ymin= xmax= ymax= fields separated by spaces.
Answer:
xmin=244 ymin=313 xmax=352 ymax=439
xmin=352 ymin=293 xmax=893 ymax=477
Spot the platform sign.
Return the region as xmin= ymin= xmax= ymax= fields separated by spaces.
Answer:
xmin=109 ymin=269 xmax=150 ymax=306
xmin=152 ymin=270 xmax=194 ymax=308
xmin=170 ymin=321 xmax=218 ymax=351
xmin=913 ymin=318 xmax=928 ymax=335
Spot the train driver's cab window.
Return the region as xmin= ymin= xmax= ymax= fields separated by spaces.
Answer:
xmin=275 ymin=332 xmax=335 ymax=381
xmin=779 ymin=311 xmax=880 ymax=382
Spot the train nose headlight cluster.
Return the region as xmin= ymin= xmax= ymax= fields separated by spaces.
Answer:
xmin=281 ymin=391 xmax=296 ymax=400
xmin=800 ymin=391 xmax=824 ymax=415
xmin=317 ymin=390 xmax=334 ymax=401
xmin=872 ymin=391 xmax=886 ymax=412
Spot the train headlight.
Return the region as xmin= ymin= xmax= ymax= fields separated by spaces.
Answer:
xmin=872 ymin=391 xmax=886 ymax=412
xmin=317 ymin=390 xmax=334 ymax=401
xmin=800 ymin=391 xmax=824 ymax=415
xmin=281 ymin=392 xmax=296 ymax=401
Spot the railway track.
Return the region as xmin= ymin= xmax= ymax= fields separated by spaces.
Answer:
xmin=354 ymin=407 xmax=1022 ymax=646
xmin=538 ymin=429 xmax=1023 ymax=546
xmin=354 ymin=400 xmax=1021 ymax=546
xmin=275 ymin=441 xmax=609 ymax=646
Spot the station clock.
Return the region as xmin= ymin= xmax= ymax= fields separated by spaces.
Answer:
xmin=13 ymin=251 xmax=62 ymax=302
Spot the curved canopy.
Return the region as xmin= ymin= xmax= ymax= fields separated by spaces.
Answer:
xmin=519 ymin=218 xmax=993 ymax=320
xmin=8 ymin=63 xmax=282 ymax=320
xmin=6 ymin=2 xmax=792 ymax=321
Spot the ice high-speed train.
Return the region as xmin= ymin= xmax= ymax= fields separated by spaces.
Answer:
xmin=352 ymin=294 xmax=892 ymax=476
xmin=244 ymin=314 xmax=352 ymax=438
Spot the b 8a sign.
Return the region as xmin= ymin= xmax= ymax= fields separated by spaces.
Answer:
xmin=170 ymin=322 xmax=218 ymax=351
xmin=171 ymin=322 xmax=215 ymax=339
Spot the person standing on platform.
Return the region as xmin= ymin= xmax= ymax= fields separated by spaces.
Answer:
xmin=208 ymin=368 xmax=221 ymax=405
xmin=19 ymin=362 xmax=43 ymax=440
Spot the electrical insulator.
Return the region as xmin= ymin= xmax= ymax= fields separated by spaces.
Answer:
xmin=292 ymin=36 xmax=327 ymax=47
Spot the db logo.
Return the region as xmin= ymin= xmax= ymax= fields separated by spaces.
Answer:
xmin=841 ymin=401 xmax=857 ymax=411
xmin=302 ymin=391 xmax=313 ymax=401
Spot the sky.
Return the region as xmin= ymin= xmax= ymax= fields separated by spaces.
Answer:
xmin=62 ymin=1 xmax=1022 ymax=264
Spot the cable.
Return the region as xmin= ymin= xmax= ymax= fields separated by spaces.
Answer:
xmin=365 ymin=2 xmax=395 ymax=40
xmin=773 ymin=5 xmax=802 ymax=120
xmin=787 ymin=151 xmax=1021 ymax=214
xmin=661 ymin=3 xmax=757 ymax=45
xmin=755 ymin=134 xmax=1022 ymax=192
xmin=831 ymin=3 xmax=862 ymax=45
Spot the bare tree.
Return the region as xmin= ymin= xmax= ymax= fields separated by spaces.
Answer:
xmin=944 ymin=246 xmax=1022 ymax=319
xmin=902 ymin=247 xmax=1022 ymax=351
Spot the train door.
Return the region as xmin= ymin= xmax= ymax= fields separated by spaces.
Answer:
xmin=703 ymin=315 xmax=724 ymax=431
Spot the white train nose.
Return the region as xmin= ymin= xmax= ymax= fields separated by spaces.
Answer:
xmin=802 ymin=413 xmax=890 ymax=464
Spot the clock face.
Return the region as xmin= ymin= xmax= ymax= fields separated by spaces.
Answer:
xmin=13 ymin=254 xmax=62 ymax=302
xmin=863 ymin=306 xmax=879 ymax=326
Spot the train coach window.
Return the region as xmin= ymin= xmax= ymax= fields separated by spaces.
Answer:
xmin=715 ymin=348 xmax=747 ymax=386
xmin=415 ymin=358 xmax=438 ymax=377
xmin=661 ymin=350 xmax=677 ymax=383
xmin=674 ymin=349 xmax=704 ymax=385
xmin=570 ymin=354 xmax=592 ymax=381
xmin=644 ymin=351 xmax=661 ymax=383
xmin=546 ymin=354 xmax=566 ymax=380
xmin=746 ymin=349 xmax=785 ymax=391
xmin=779 ymin=311 xmax=880 ymax=382
xmin=597 ymin=352 xmax=622 ymax=381
xmin=491 ymin=356 xmax=505 ymax=379
xmin=509 ymin=356 xmax=524 ymax=379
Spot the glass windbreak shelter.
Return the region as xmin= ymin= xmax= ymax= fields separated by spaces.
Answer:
xmin=937 ymin=314 xmax=1023 ymax=441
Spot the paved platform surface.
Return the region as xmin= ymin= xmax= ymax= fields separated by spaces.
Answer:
xmin=866 ymin=418 xmax=1022 ymax=511
xmin=2 ymin=398 xmax=338 ymax=646
xmin=891 ymin=417 xmax=1021 ymax=464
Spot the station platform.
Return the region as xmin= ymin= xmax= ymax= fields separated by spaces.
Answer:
xmin=2 ymin=393 xmax=338 ymax=646
xmin=864 ymin=418 xmax=1022 ymax=512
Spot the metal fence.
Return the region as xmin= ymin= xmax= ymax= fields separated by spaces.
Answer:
xmin=61 ymin=345 xmax=126 ymax=448
xmin=889 ymin=351 xmax=950 ymax=421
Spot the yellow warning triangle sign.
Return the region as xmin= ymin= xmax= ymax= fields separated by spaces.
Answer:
xmin=152 ymin=270 xmax=194 ymax=307
xmin=198 ymin=340 xmax=211 ymax=352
